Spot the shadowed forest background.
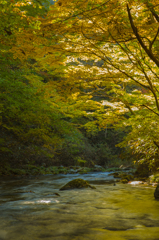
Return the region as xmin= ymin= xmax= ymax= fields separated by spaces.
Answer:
xmin=0 ymin=0 xmax=159 ymax=176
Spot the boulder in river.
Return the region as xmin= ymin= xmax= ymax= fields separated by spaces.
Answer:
xmin=154 ymin=184 xmax=159 ymax=199
xmin=120 ymin=179 xmax=128 ymax=184
xmin=60 ymin=178 xmax=96 ymax=190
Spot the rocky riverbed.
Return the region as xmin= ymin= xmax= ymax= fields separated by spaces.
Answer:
xmin=0 ymin=171 xmax=158 ymax=240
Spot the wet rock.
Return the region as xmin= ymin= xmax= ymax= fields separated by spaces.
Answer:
xmin=75 ymin=168 xmax=83 ymax=173
xmin=120 ymin=179 xmax=128 ymax=184
xmin=60 ymin=178 xmax=96 ymax=190
xmin=94 ymin=165 xmax=104 ymax=172
xmin=106 ymin=167 xmax=121 ymax=172
xmin=108 ymin=172 xmax=134 ymax=182
xmin=114 ymin=172 xmax=120 ymax=178
xmin=108 ymin=172 xmax=120 ymax=178
xmin=68 ymin=169 xmax=77 ymax=174
xmin=154 ymin=184 xmax=159 ymax=199
xmin=119 ymin=173 xmax=134 ymax=181
xmin=137 ymin=177 xmax=148 ymax=182
xmin=54 ymin=193 xmax=60 ymax=196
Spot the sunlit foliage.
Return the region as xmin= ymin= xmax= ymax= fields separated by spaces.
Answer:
xmin=1 ymin=0 xmax=159 ymax=170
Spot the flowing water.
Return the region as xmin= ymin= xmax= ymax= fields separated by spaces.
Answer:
xmin=0 ymin=172 xmax=159 ymax=240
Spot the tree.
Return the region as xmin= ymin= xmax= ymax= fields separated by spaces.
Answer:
xmin=45 ymin=0 xmax=159 ymax=168
xmin=0 ymin=0 xmax=94 ymax=167
xmin=2 ymin=0 xmax=159 ymax=170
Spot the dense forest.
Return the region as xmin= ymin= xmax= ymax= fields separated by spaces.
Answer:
xmin=0 ymin=0 xmax=159 ymax=176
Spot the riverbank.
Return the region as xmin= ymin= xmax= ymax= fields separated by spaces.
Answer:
xmin=0 ymin=164 xmax=127 ymax=176
xmin=1 ymin=163 xmax=159 ymax=187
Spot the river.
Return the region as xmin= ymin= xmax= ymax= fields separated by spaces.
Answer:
xmin=0 ymin=171 xmax=158 ymax=240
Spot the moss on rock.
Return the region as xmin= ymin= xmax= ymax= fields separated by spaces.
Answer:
xmin=120 ymin=179 xmax=128 ymax=184
xmin=60 ymin=178 xmax=96 ymax=190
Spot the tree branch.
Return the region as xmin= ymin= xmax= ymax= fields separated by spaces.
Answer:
xmin=141 ymin=104 xmax=159 ymax=117
xmin=149 ymin=8 xmax=159 ymax=23
xmin=149 ymin=28 xmax=159 ymax=51
xmin=127 ymin=4 xmax=159 ymax=68
xmin=154 ymin=141 xmax=159 ymax=148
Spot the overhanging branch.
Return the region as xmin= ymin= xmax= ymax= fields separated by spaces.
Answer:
xmin=127 ymin=4 xmax=159 ymax=68
xmin=141 ymin=104 xmax=159 ymax=117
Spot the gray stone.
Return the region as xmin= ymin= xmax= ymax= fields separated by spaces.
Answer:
xmin=154 ymin=184 xmax=159 ymax=199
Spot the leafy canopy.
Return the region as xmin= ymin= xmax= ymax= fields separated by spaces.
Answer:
xmin=1 ymin=0 xmax=159 ymax=168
